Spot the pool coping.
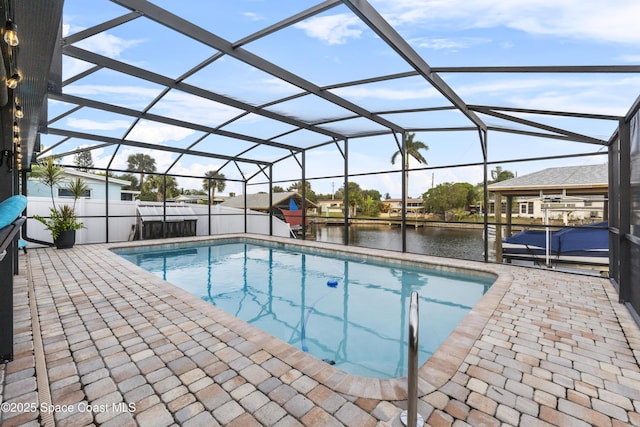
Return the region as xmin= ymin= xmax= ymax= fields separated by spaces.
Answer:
xmin=106 ymin=233 xmax=514 ymax=401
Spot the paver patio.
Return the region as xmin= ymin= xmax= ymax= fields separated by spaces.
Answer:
xmin=1 ymin=235 xmax=639 ymax=426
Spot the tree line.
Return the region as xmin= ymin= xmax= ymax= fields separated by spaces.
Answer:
xmin=69 ymin=133 xmax=514 ymax=215
xmin=72 ymin=151 xmax=227 ymax=203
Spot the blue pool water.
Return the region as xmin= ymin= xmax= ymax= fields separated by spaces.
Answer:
xmin=114 ymin=240 xmax=494 ymax=378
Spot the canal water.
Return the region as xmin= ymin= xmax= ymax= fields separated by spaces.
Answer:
xmin=312 ymin=224 xmax=485 ymax=261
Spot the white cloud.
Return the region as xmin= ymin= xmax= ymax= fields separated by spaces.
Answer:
xmin=62 ymin=57 xmax=96 ymax=81
xmin=411 ymin=37 xmax=491 ymax=51
xmin=67 ymin=118 xmax=195 ymax=147
xmin=128 ymin=121 xmax=196 ymax=144
xmin=373 ymin=0 xmax=640 ymax=44
xmin=63 ymin=23 xmax=145 ymax=58
xmin=65 ymin=85 xmax=245 ymax=127
xmin=151 ymin=91 xmax=245 ymax=127
xmin=243 ymin=12 xmax=265 ymax=21
xmin=62 ymin=21 xmax=146 ymax=85
xmin=453 ymin=76 xmax=640 ymax=116
xmin=618 ymin=54 xmax=640 ymax=63
xmin=294 ymin=14 xmax=363 ymax=45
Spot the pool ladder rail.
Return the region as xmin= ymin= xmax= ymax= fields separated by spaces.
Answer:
xmin=401 ymin=291 xmax=424 ymax=427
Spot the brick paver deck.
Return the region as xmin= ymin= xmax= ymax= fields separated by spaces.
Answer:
xmin=1 ymin=234 xmax=639 ymax=426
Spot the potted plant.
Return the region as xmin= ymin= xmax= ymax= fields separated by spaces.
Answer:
xmin=31 ymin=158 xmax=87 ymax=249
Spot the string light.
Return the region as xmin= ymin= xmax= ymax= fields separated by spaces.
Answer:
xmin=6 ymin=73 xmax=20 ymax=89
xmin=4 ymin=20 xmax=18 ymax=47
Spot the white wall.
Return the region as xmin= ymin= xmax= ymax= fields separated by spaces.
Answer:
xmin=25 ymin=197 xmax=292 ymax=245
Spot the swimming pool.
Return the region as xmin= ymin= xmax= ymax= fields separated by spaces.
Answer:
xmin=114 ymin=239 xmax=495 ymax=378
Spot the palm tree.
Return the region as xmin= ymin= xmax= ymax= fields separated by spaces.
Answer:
xmin=391 ymin=132 xmax=429 ymax=198
xmin=287 ymin=181 xmax=317 ymax=203
xmin=203 ymin=171 xmax=226 ymax=204
xmin=31 ymin=157 xmax=65 ymax=209
xmin=490 ymin=166 xmax=515 ymax=183
xmin=66 ymin=177 xmax=90 ymax=211
xmin=127 ymin=153 xmax=156 ymax=191
xmin=144 ymin=175 xmax=179 ymax=201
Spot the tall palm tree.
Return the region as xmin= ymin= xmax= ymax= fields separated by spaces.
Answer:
xmin=127 ymin=153 xmax=156 ymax=191
xmin=203 ymin=171 xmax=226 ymax=204
xmin=391 ymin=132 xmax=429 ymax=198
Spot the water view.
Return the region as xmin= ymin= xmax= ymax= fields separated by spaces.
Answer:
xmin=312 ymin=224 xmax=485 ymax=261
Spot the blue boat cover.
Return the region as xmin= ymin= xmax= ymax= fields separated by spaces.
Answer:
xmin=289 ymin=198 xmax=298 ymax=210
xmin=504 ymin=221 xmax=608 ymax=255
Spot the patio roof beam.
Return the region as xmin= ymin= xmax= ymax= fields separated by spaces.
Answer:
xmin=232 ymin=0 xmax=342 ymax=47
xmin=45 ymin=142 xmax=116 ymax=161
xmin=322 ymin=71 xmax=420 ymax=89
xmin=48 ymin=105 xmax=84 ymax=126
xmin=487 ymin=126 xmax=604 ymax=144
xmin=469 ymin=105 xmax=623 ymax=121
xmin=62 ymin=45 xmax=348 ymax=141
xmin=212 ymin=142 xmax=266 ymax=176
xmin=431 ymin=65 xmax=640 ymax=73
xmin=477 ymin=108 xmax=607 ymax=144
xmin=62 ymin=65 xmax=103 ymax=87
xmin=46 ymin=128 xmax=271 ymax=166
xmin=407 ymin=126 xmax=479 ymax=133
xmin=49 ymin=92 xmax=301 ymax=152
xmin=342 ymin=0 xmax=487 ymax=133
xmin=63 ymin=11 xmax=141 ymax=45
xmin=35 ymin=137 xmax=71 ymax=158
xmin=376 ymin=106 xmax=458 ymax=115
xmin=164 ymin=132 xmax=211 ymax=175
xmin=111 ymin=0 xmax=405 ymax=134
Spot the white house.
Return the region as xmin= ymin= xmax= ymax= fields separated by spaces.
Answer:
xmin=382 ymin=198 xmax=425 ymax=218
xmin=315 ymin=198 xmax=344 ymax=216
xmin=27 ymin=169 xmax=136 ymax=201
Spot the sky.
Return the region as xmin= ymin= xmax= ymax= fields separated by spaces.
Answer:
xmin=43 ymin=0 xmax=640 ymax=199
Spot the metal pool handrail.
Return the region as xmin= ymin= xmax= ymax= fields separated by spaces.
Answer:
xmin=401 ymin=291 xmax=423 ymax=426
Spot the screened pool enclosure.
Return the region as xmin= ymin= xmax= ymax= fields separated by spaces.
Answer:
xmin=1 ymin=0 xmax=640 ymax=354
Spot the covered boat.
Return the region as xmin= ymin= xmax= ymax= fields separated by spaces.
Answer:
xmin=502 ymin=221 xmax=608 ymax=266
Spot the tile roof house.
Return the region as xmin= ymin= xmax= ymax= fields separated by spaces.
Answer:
xmin=220 ymin=192 xmax=317 ymax=229
xmin=219 ymin=192 xmax=316 ymax=212
xmin=488 ymin=164 xmax=608 ymax=197
xmin=487 ymin=164 xmax=608 ymax=224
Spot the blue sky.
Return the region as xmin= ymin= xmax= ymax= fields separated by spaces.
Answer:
xmin=44 ymin=0 xmax=640 ymax=198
